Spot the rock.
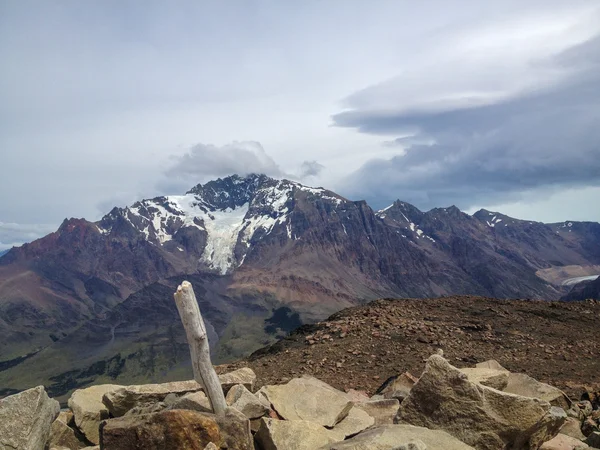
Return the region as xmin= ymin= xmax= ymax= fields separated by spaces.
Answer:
xmin=100 ymin=409 xmax=224 ymax=449
xmin=345 ymin=389 xmax=370 ymax=403
xmin=582 ymin=391 xmax=600 ymax=411
xmin=475 ymin=360 xmax=508 ymax=371
xmin=226 ymin=384 xmax=270 ymax=419
xmin=329 ymin=406 xmax=375 ymax=440
xmin=582 ymin=418 xmax=599 ymax=437
xmin=579 ymin=401 xmax=594 ymax=418
xmin=214 ymin=407 xmax=254 ymax=450
xmin=395 ymin=354 xmax=566 ymax=450
xmin=204 ymin=444 xmax=219 ymax=450
xmin=102 ymin=380 xmax=202 ymax=417
xmin=540 ymin=434 xmax=590 ymax=449
xmin=459 ymin=368 xmax=509 ymax=391
xmin=585 ymin=432 xmax=600 ymax=448
xmin=259 ymin=376 xmax=353 ymax=427
xmin=68 ymin=384 xmax=122 ymax=444
xmin=376 ymin=372 xmax=418 ymax=402
xmin=123 ymin=401 xmax=167 ymax=416
xmin=504 ymin=372 xmax=572 ymax=410
xmin=321 ymin=424 xmax=476 ymax=449
xmin=219 ymin=367 xmax=256 ymax=394
xmin=170 ymin=391 xmax=212 ymax=413
xmin=355 ymin=398 xmax=400 ymax=426
xmin=102 ymin=369 xmax=255 ymax=417
xmin=255 ymin=418 xmax=337 ymax=450
xmin=48 ymin=411 xmax=87 ymax=450
xmin=561 ymin=417 xmax=587 ymax=441
xmin=0 ymin=385 xmax=60 ymax=450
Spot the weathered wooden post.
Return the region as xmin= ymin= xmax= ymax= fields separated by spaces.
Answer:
xmin=173 ymin=280 xmax=227 ymax=414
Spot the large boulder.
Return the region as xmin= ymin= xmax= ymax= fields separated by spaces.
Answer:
xmin=68 ymin=384 xmax=122 ymax=444
xmin=47 ymin=411 xmax=87 ymax=450
xmin=395 ymin=354 xmax=566 ymax=450
xmin=0 ymin=385 xmax=60 ymax=450
xmin=540 ymin=434 xmax=590 ymax=449
xmin=102 ymin=368 xmax=255 ymax=417
xmin=459 ymin=368 xmax=509 ymax=391
xmin=321 ymin=424 xmax=476 ymax=450
xmin=102 ymin=380 xmax=203 ymax=417
xmin=100 ymin=407 xmax=253 ymax=450
xmin=355 ymin=398 xmax=400 ymax=426
xmin=258 ymin=376 xmax=353 ymax=427
xmin=100 ymin=409 xmax=223 ymax=450
xmin=226 ymin=384 xmax=270 ymax=420
xmin=504 ymin=373 xmax=572 ymax=410
xmin=255 ymin=418 xmax=337 ymax=450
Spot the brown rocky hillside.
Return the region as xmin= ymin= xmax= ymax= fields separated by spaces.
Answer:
xmin=222 ymin=295 xmax=600 ymax=400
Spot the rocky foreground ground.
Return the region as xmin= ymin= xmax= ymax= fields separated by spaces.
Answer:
xmin=1 ymin=296 xmax=599 ymax=450
xmin=1 ymin=354 xmax=599 ymax=450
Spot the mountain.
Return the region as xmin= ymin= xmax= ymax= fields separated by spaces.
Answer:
xmin=1 ymin=174 xmax=599 ymax=398
xmin=561 ymin=275 xmax=600 ymax=301
xmin=0 ymin=249 xmax=8 ymax=259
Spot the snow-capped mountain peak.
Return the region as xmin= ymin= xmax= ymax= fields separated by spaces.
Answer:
xmin=96 ymin=174 xmax=345 ymax=274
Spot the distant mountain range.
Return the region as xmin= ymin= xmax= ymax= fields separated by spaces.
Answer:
xmin=1 ymin=174 xmax=599 ymax=399
xmin=0 ymin=249 xmax=8 ymax=258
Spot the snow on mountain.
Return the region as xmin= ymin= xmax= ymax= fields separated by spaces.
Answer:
xmin=96 ymin=174 xmax=344 ymax=274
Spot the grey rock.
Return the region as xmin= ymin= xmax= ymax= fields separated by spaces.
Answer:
xmin=170 ymin=391 xmax=212 ymax=413
xmin=355 ymin=398 xmax=400 ymax=426
xmin=102 ymin=368 xmax=255 ymax=417
xmin=48 ymin=411 xmax=87 ymax=449
xmin=328 ymin=406 xmax=375 ymax=440
xmin=396 ymin=354 xmax=566 ymax=450
xmin=68 ymin=384 xmax=122 ymax=444
xmin=225 ymin=384 xmax=270 ymax=419
xmin=259 ymin=376 xmax=353 ymax=427
xmin=255 ymin=418 xmax=337 ymax=450
xmin=504 ymin=372 xmax=572 ymax=410
xmin=0 ymin=386 xmax=60 ymax=450
xmin=459 ymin=367 xmax=509 ymax=391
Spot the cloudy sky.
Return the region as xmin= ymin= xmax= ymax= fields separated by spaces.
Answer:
xmin=1 ymin=1 xmax=599 ymax=249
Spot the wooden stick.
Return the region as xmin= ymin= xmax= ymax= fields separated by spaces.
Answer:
xmin=174 ymin=281 xmax=227 ymax=415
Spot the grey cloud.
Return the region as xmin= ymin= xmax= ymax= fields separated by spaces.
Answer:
xmin=298 ymin=160 xmax=325 ymax=178
xmin=333 ymin=34 xmax=600 ymax=210
xmin=0 ymin=222 xmax=57 ymax=250
xmin=161 ymin=141 xmax=284 ymax=192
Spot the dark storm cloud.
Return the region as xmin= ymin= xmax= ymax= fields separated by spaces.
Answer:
xmin=333 ymin=35 xmax=600 ymax=210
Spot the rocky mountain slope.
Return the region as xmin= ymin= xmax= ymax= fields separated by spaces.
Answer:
xmin=225 ymin=296 xmax=600 ymax=401
xmin=1 ymin=174 xmax=599 ymax=399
